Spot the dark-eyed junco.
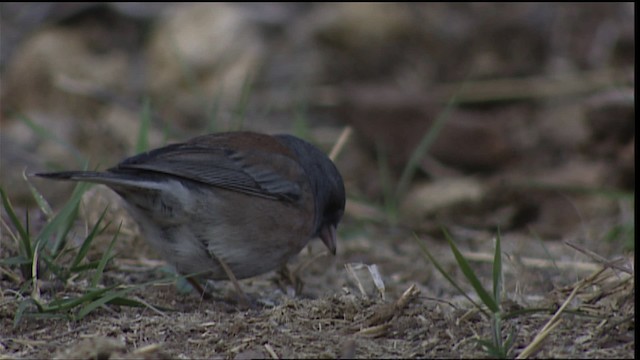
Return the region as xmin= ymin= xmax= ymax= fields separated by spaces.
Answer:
xmin=35 ymin=131 xmax=345 ymax=299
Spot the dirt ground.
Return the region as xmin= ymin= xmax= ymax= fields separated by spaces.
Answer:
xmin=0 ymin=3 xmax=635 ymax=359
xmin=0 ymin=206 xmax=635 ymax=359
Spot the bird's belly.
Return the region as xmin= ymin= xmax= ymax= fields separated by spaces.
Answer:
xmin=118 ymin=183 xmax=315 ymax=280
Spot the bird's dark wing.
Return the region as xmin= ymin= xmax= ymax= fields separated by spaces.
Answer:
xmin=112 ymin=142 xmax=304 ymax=202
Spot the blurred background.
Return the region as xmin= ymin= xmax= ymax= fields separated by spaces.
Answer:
xmin=1 ymin=2 xmax=634 ymax=254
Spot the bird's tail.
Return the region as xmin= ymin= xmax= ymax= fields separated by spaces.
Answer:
xmin=33 ymin=170 xmax=167 ymax=190
xmin=34 ymin=171 xmax=135 ymax=187
xmin=34 ymin=171 xmax=108 ymax=182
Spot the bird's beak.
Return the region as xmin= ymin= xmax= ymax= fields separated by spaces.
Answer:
xmin=319 ymin=224 xmax=337 ymax=255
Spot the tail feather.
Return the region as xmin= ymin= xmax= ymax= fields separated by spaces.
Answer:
xmin=34 ymin=171 xmax=108 ymax=181
xmin=34 ymin=170 xmax=168 ymax=191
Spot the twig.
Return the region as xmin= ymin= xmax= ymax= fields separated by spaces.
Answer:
xmin=461 ymin=251 xmax=601 ymax=273
xmin=432 ymin=68 xmax=627 ymax=104
xmin=206 ymin=250 xmax=250 ymax=307
xmin=264 ymin=343 xmax=279 ymax=359
xmin=517 ymin=267 xmax=608 ymax=359
xmin=329 ymin=126 xmax=352 ymax=161
xmin=396 ymin=284 xmax=420 ymax=310
xmin=564 ymin=241 xmax=633 ymax=274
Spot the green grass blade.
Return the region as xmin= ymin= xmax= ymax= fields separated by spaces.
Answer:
xmin=52 ymin=206 xmax=80 ymax=257
xmin=16 ymin=114 xmax=86 ymax=166
xmin=70 ymin=207 xmax=110 ymax=270
xmin=375 ymin=144 xmax=397 ymax=224
xmin=36 ymin=182 xmax=91 ymax=256
xmin=293 ymin=95 xmax=311 ymax=141
xmin=77 ymin=275 xmax=181 ymax=320
xmin=43 ymin=287 xmax=114 ymax=313
xmin=41 ymin=253 xmax=67 ymax=281
xmin=16 ymin=312 xmax=70 ymax=323
xmin=106 ymin=297 xmax=148 ymax=308
xmin=0 ymin=186 xmax=32 ymax=256
xmin=413 ymin=234 xmax=488 ymax=317
xmin=442 ymin=228 xmax=500 ymax=313
xmin=136 ymin=97 xmax=152 ymax=153
xmin=503 ymin=327 xmax=517 ymax=357
xmin=206 ymin=92 xmax=222 ymax=133
xmin=476 ymin=338 xmax=506 ymax=358
xmin=491 ymin=314 xmax=503 ymax=355
xmin=91 ymin=222 xmax=121 ymax=288
xmin=231 ymin=71 xmax=257 ymax=130
xmin=22 ymin=172 xmax=53 ymax=218
xmin=492 ymin=229 xmax=503 ymax=303
xmin=531 ymin=228 xmax=560 ymax=272
xmin=30 ymin=240 xmax=44 ymax=296
xmin=168 ymin=34 xmax=211 ymax=121
xmin=394 ymin=85 xmax=464 ymax=201
xmin=75 ymin=287 xmax=135 ymax=320
xmin=0 ymin=256 xmax=32 ymax=266
xmin=70 ymin=257 xmax=114 ymax=273
xmin=13 ymin=298 xmax=40 ymax=327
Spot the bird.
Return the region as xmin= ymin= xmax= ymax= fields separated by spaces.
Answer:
xmin=35 ymin=131 xmax=346 ymax=302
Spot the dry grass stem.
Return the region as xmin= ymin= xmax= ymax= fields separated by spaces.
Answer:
xmin=564 ymin=241 xmax=633 ymax=274
xmin=396 ymin=284 xmax=420 ymax=310
xmin=461 ymin=251 xmax=603 ymax=273
xmin=345 ymin=263 xmax=369 ymax=299
xmin=517 ymin=267 xmax=609 ymax=359
xmin=434 ymin=68 xmax=627 ymax=103
xmin=329 ymin=126 xmax=353 ymax=161
xmin=264 ymin=343 xmax=279 ymax=359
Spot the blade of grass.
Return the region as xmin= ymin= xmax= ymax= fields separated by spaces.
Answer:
xmin=376 ymin=144 xmax=397 ymax=224
xmin=491 ymin=314 xmax=504 ymax=357
xmin=504 ymin=328 xmax=517 ymax=357
xmin=43 ymin=286 xmax=114 ymax=313
xmin=207 ymin=90 xmax=222 ymax=133
xmin=41 ymin=254 xmax=66 ymax=281
xmin=36 ymin=182 xmax=91 ymax=257
xmin=78 ymin=274 xmax=182 ymax=320
xmin=112 ymin=296 xmax=173 ymax=316
xmin=14 ymin=298 xmax=41 ymax=327
xmin=442 ymin=228 xmax=500 ymax=313
xmin=231 ymin=71 xmax=257 ymax=131
xmin=70 ymin=257 xmax=114 ymax=273
xmin=91 ymin=222 xmax=121 ymax=288
xmin=168 ymin=34 xmax=211 ymax=121
xmin=136 ymin=97 xmax=152 ymax=153
xmin=516 ymin=181 xmax=634 ymax=200
xmin=51 ymin=207 xmax=79 ymax=257
xmin=293 ymin=94 xmax=312 ymax=141
xmin=530 ymin=228 xmax=560 ymax=272
xmin=76 ymin=280 xmax=177 ymax=320
xmin=1 ymin=186 xmax=32 ymax=256
xmin=477 ymin=338 xmax=507 ymax=359
xmin=394 ymin=83 xmax=467 ymax=201
xmin=0 ymin=256 xmax=32 ymax=266
xmin=492 ymin=229 xmax=503 ymax=303
xmin=31 ymin=240 xmax=44 ymax=302
xmin=16 ymin=114 xmax=86 ymax=165
xmin=16 ymin=312 xmax=70 ymax=323
xmin=75 ymin=286 xmax=135 ymax=320
xmin=70 ymin=207 xmax=110 ymax=270
xmin=107 ymin=297 xmax=150 ymax=308
xmin=22 ymin=171 xmax=53 ymax=218
xmin=413 ymin=234 xmax=488 ymax=317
